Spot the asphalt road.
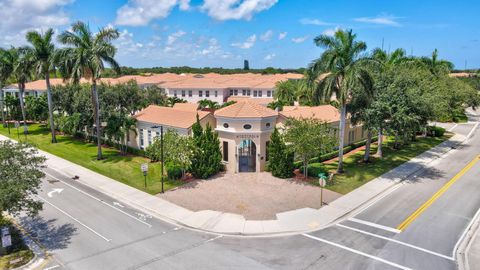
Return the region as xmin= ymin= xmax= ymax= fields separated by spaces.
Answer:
xmin=18 ymin=121 xmax=479 ymax=270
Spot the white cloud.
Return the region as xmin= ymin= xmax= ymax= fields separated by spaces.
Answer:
xmin=0 ymin=0 xmax=72 ymax=46
xmin=278 ymin=32 xmax=287 ymax=40
xmin=264 ymin=53 xmax=275 ymax=61
xmin=115 ymin=29 xmax=145 ymax=54
xmin=322 ymin=27 xmax=340 ymax=37
xmin=231 ymin=34 xmax=256 ymax=49
xmin=291 ymin=36 xmax=309 ymax=44
xmin=115 ymin=0 xmax=190 ymax=26
xmin=260 ymin=30 xmax=273 ymax=41
xmin=166 ymin=30 xmax=186 ymax=45
xmin=201 ymin=0 xmax=278 ymax=21
xmin=354 ymin=14 xmax=402 ymax=27
xmin=299 ymin=18 xmax=331 ymax=26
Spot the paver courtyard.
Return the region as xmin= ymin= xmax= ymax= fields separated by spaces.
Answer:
xmin=158 ymin=172 xmax=342 ymax=220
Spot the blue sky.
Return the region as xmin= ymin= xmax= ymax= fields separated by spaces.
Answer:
xmin=0 ymin=0 xmax=479 ymax=69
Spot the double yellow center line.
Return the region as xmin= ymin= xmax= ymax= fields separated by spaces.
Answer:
xmin=397 ymin=155 xmax=480 ymax=231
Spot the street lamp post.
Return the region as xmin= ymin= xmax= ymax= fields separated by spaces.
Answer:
xmin=151 ymin=125 xmax=164 ymax=193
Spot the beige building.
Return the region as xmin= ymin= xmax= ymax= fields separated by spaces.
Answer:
xmin=132 ymin=101 xmax=367 ymax=173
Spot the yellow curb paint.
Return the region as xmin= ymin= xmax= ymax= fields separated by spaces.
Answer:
xmin=397 ymin=155 xmax=480 ymax=232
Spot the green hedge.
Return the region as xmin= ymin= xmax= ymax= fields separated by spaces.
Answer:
xmin=165 ymin=162 xmax=183 ymax=180
xmin=427 ymin=126 xmax=445 ymax=137
xmin=299 ymin=163 xmax=328 ymax=177
xmin=293 ymin=136 xmax=378 ymax=169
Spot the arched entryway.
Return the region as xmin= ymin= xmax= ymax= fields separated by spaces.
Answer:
xmin=238 ymin=139 xmax=256 ymax=172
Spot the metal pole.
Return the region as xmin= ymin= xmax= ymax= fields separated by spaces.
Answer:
xmin=144 ymin=175 xmax=147 ymax=190
xmin=320 ymin=186 xmax=323 ymax=207
xmin=160 ymin=126 xmax=164 ymax=193
xmin=16 ymin=126 xmax=19 ymax=140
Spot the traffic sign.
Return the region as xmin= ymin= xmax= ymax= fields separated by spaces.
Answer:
xmin=1 ymin=226 xmax=9 ymax=236
xmin=14 ymin=121 xmax=19 ymax=128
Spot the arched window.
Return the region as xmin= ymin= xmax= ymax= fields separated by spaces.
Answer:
xmin=243 ymin=124 xmax=252 ymax=130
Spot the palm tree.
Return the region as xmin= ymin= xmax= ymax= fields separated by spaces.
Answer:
xmin=370 ymin=48 xmax=409 ymax=158
xmin=11 ymin=47 xmax=34 ymax=134
xmin=0 ymin=48 xmax=14 ymax=128
xmin=26 ymin=28 xmax=57 ymax=143
xmin=420 ymin=49 xmax=454 ymax=76
xmin=309 ymin=29 xmax=373 ymax=173
xmin=57 ymin=21 xmax=120 ymax=160
xmin=274 ymin=80 xmax=297 ymax=105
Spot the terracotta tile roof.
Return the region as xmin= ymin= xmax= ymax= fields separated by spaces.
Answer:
xmin=214 ymin=101 xmax=278 ymax=118
xmin=134 ymin=105 xmax=210 ymax=129
xmin=10 ymin=72 xmax=305 ymax=91
xmin=226 ymin=96 xmax=274 ymax=106
xmin=280 ymin=105 xmax=340 ymax=123
xmin=172 ymin=102 xmax=199 ymax=112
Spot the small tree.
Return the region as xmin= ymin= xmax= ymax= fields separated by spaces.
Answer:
xmin=284 ymin=118 xmax=336 ymax=179
xmin=190 ymin=116 xmax=222 ymax=179
xmin=0 ymin=141 xmax=45 ymax=219
xmin=268 ymin=127 xmax=294 ymax=178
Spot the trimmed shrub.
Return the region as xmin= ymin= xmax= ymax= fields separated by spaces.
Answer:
xmin=427 ymin=126 xmax=445 ymax=137
xmin=300 ymin=163 xmax=328 ymax=178
xmin=166 ymin=162 xmax=182 ymax=180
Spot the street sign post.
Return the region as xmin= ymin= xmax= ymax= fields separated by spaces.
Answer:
xmin=141 ymin=163 xmax=148 ymax=189
xmin=14 ymin=121 xmax=19 ymax=140
xmin=318 ymin=173 xmax=328 ymax=207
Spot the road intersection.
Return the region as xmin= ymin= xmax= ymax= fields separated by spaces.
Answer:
xmin=17 ymin=120 xmax=479 ymax=270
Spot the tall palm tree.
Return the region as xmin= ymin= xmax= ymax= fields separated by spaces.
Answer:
xmin=420 ymin=49 xmax=454 ymax=76
xmin=371 ymin=48 xmax=409 ymax=158
xmin=0 ymin=48 xmax=14 ymax=128
xmin=57 ymin=21 xmax=120 ymax=160
xmin=11 ymin=47 xmax=34 ymax=134
xmin=26 ymin=28 xmax=57 ymax=143
xmin=309 ymin=29 xmax=373 ymax=173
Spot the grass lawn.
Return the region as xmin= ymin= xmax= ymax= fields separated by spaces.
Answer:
xmin=0 ymin=218 xmax=34 ymax=270
xmin=0 ymin=124 xmax=181 ymax=194
xmin=318 ymin=135 xmax=451 ymax=195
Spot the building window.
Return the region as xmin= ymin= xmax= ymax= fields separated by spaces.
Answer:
xmin=234 ymin=89 xmax=238 ymax=96
xmin=188 ymin=90 xmax=192 ymax=97
xmin=230 ymin=89 xmax=233 ymax=95
xmin=223 ymin=141 xmax=229 ymax=162
xmin=258 ymin=91 xmax=262 ymax=97
xmin=266 ymin=123 xmax=271 ymax=128
xmin=174 ymin=90 xmax=177 ymax=97
xmin=243 ymin=124 xmax=252 ymax=130
xmin=267 ymin=90 xmax=271 ymax=97
xmin=148 ymin=130 xmax=152 ymax=145
xmin=139 ymin=129 xmax=144 ymax=148
xmin=181 ymin=90 xmax=186 ymax=97
xmin=215 ymin=91 xmax=218 ymax=97
xmin=247 ymin=89 xmax=251 ymax=96
xmin=223 ymin=123 xmax=229 ymax=128
xmin=253 ymin=90 xmax=258 ymax=97
xmin=199 ymin=90 xmax=203 ymax=97
xmin=266 ymin=141 xmax=270 ymax=161
xmin=206 ymin=90 xmax=210 ymax=97
xmin=242 ymin=89 xmax=246 ymax=96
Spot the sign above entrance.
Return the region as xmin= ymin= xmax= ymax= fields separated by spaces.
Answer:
xmin=236 ymin=134 xmax=260 ymax=139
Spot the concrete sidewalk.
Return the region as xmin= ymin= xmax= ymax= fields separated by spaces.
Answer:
xmin=0 ymin=133 xmax=468 ymax=236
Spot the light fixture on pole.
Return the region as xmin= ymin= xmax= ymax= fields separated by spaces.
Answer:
xmin=151 ymin=125 xmax=164 ymax=193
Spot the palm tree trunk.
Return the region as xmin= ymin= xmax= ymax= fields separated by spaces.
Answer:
xmin=337 ymin=103 xmax=347 ymax=173
xmin=364 ymin=130 xmax=372 ymax=163
xmin=18 ymin=83 xmax=28 ymax=134
xmin=92 ymin=79 xmax=103 ymax=160
xmin=0 ymin=88 xmax=6 ymax=128
xmin=45 ymin=72 xmax=57 ymax=143
xmin=376 ymin=128 xmax=383 ymax=158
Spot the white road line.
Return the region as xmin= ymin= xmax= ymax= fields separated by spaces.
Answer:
xmin=44 ymin=172 xmax=152 ymax=228
xmin=453 ymin=207 xmax=480 ymax=257
xmin=302 ymin=233 xmax=412 ymax=270
xmin=205 ymin=235 xmax=223 ymax=243
xmin=348 ymin=217 xmax=401 ymax=234
xmin=336 ymin=224 xmax=454 ymax=261
xmin=448 ymin=124 xmax=459 ymax=132
xmin=466 ymin=122 xmax=479 ymax=139
xmin=44 ymin=265 xmax=61 ymax=270
xmin=38 ymin=196 xmax=112 ymax=242
xmin=353 ymin=184 xmax=403 ymax=215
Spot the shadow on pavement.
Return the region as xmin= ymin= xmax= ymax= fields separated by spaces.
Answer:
xmin=19 ymin=216 xmax=77 ymax=250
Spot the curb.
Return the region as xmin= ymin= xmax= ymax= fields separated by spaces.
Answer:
xmin=456 ymin=208 xmax=480 ymax=270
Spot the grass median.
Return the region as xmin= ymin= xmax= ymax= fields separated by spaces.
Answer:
xmin=0 ymin=124 xmax=181 ymax=194
xmin=314 ymin=135 xmax=451 ymax=194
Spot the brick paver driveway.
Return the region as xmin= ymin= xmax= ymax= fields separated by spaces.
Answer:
xmin=158 ymin=172 xmax=342 ymax=220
